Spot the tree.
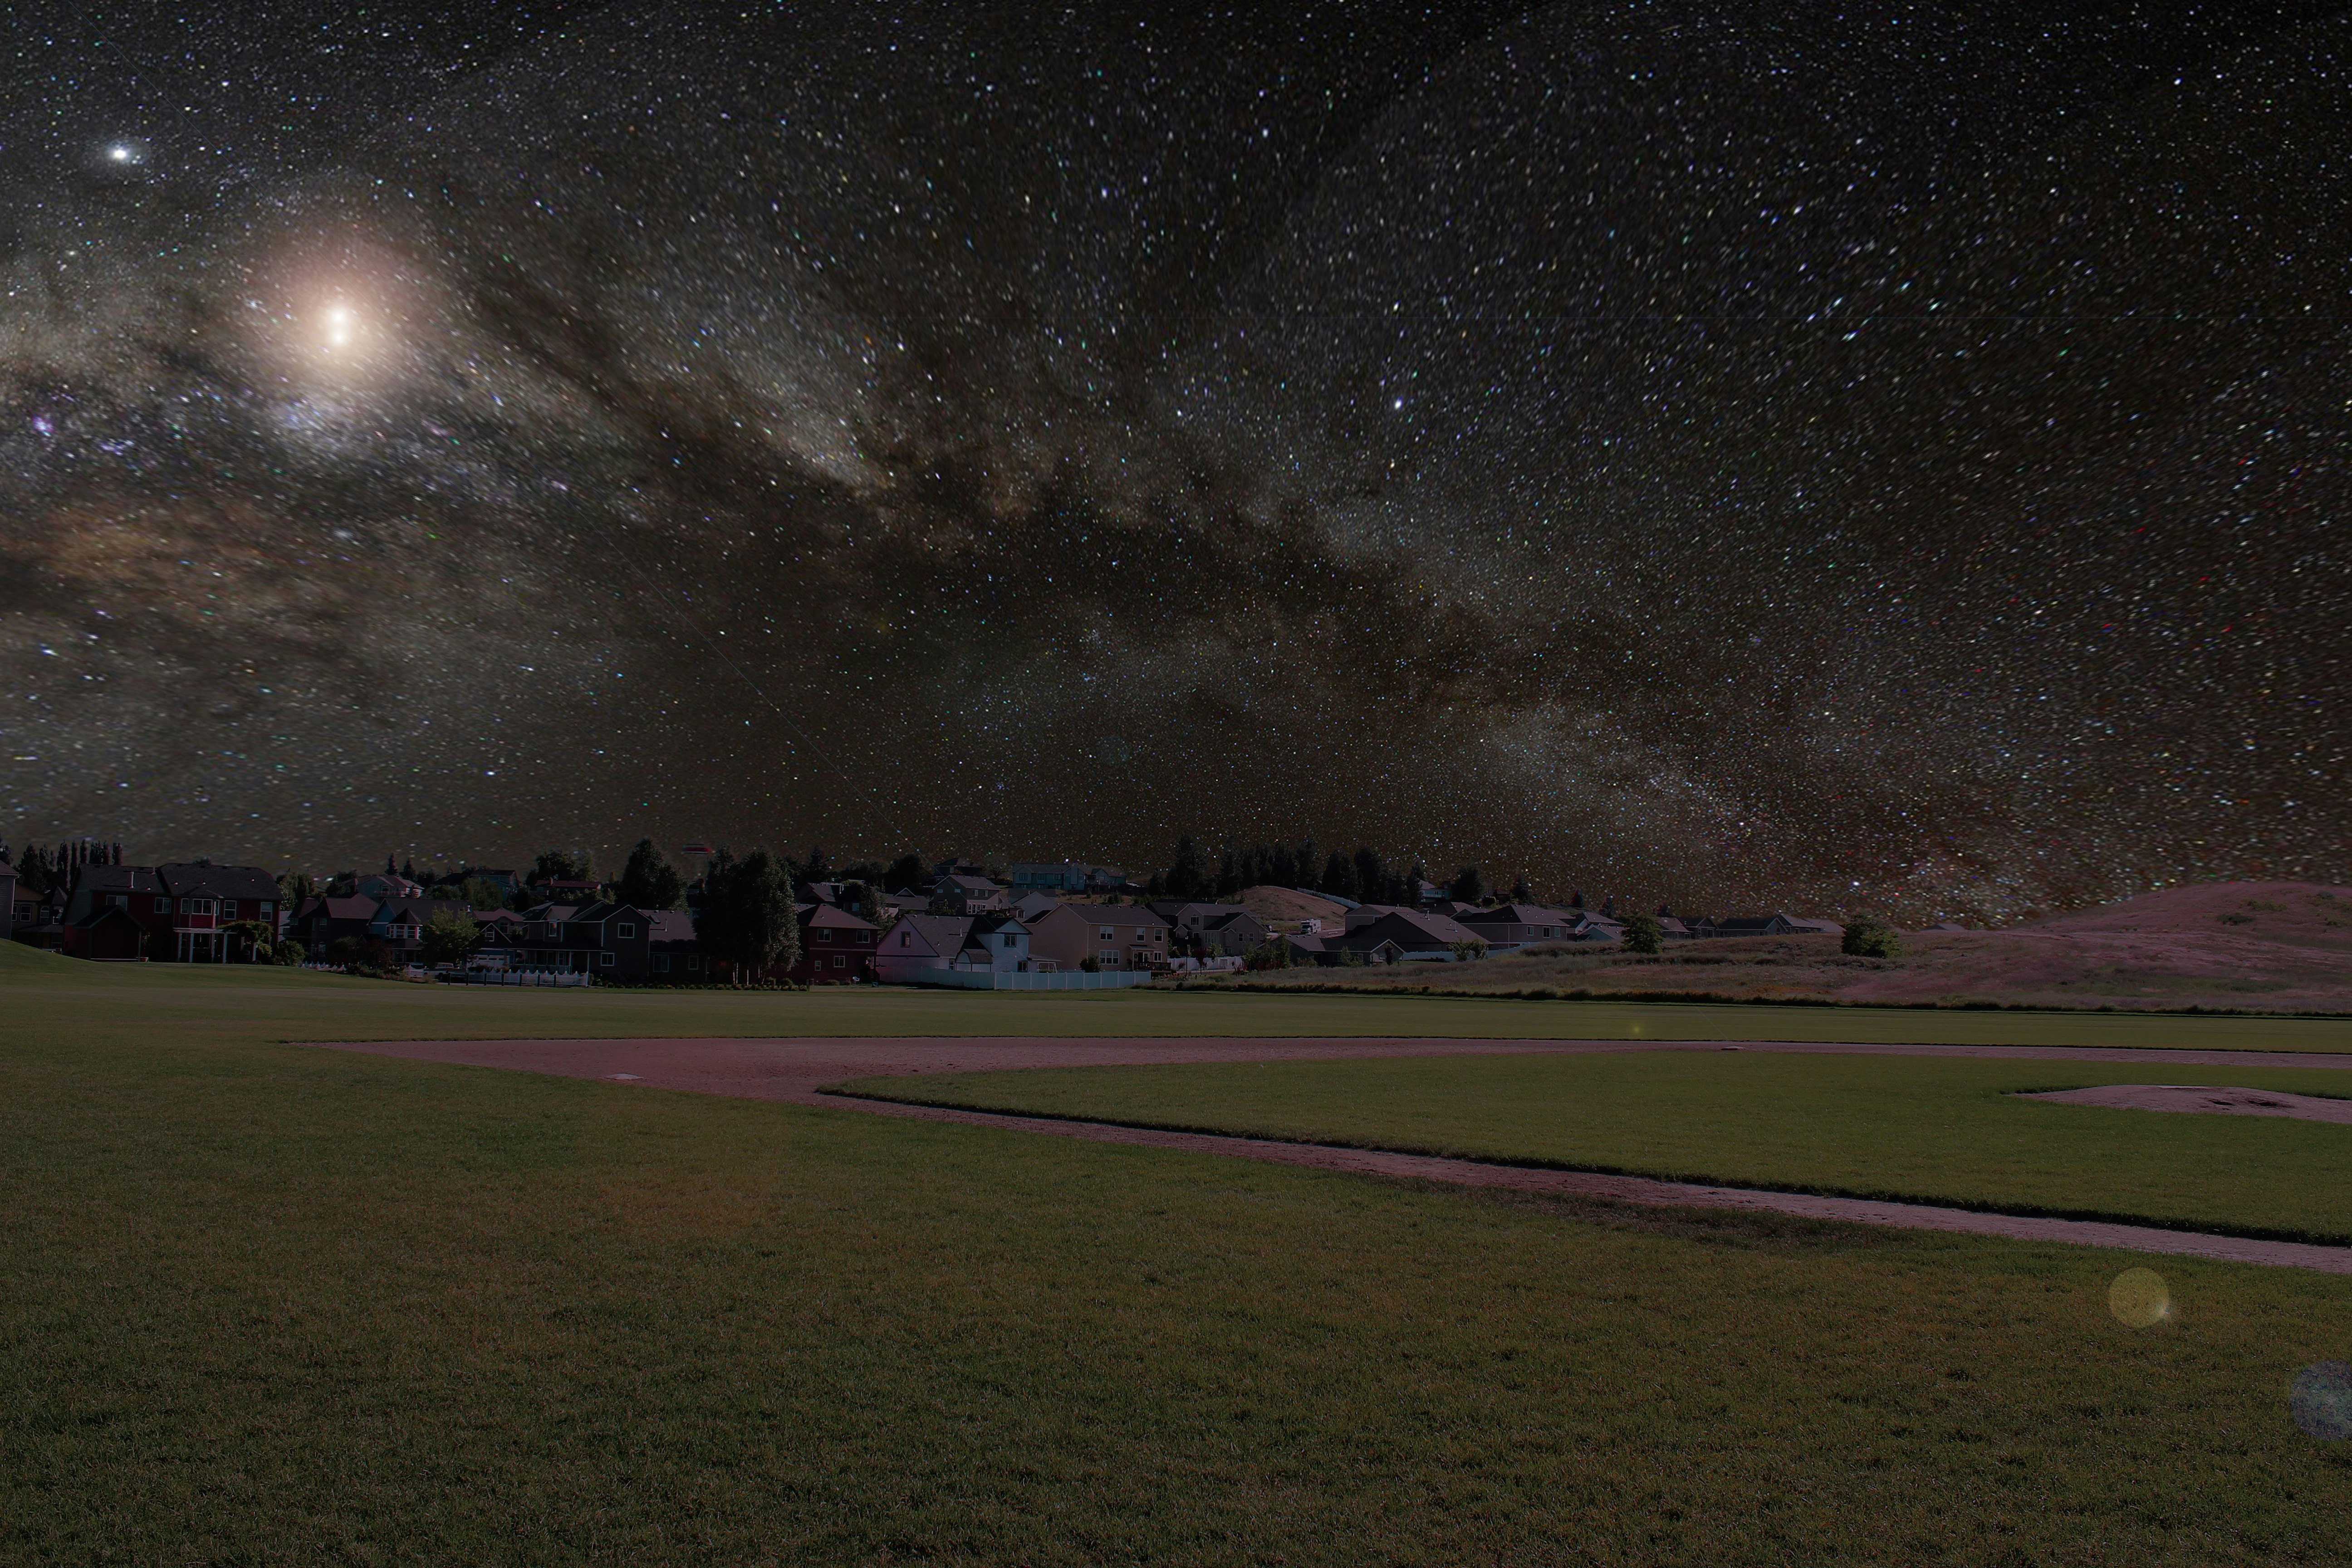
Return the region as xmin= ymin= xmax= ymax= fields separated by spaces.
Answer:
xmin=1352 ymin=848 xmax=1385 ymax=906
xmin=1404 ymin=863 xmax=1431 ymax=905
xmin=1447 ymin=938 xmax=1490 ymax=962
xmin=1293 ymin=838 xmax=1320 ymax=892
xmin=1622 ymin=913 xmax=1664 ymax=955
xmin=839 ymin=880 xmax=897 ymax=933
xmin=1449 ymin=866 xmax=1485 ymax=904
xmin=1321 ymin=852 xmax=1356 ymax=901
xmin=274 ymin=939 xmax=308 ymax=967
xmin=384 ymin=853 xmax=398 ymax=875
xmin=223 ymin=920 xmax=275 ymax=962
xmin=696 ymin=849 xmax=799 ymax=985
xmin=530 ymin=848 xmax=594 ymax=886
xmin=279 ymin=872 xmax=318 ymax=906
xmin=884 ymin=853 xmax=928 ymax=893
xmin=617 ymin=839 xmax=686 ymax=911
xmin=419 ymin=908 xmax=479 ymax=967
xmin=1165 ymin=834 xmax=1211 ymax=900
xmin=1843 ymin=916 xmax=1903 ymax=960
xmin=1510 ymin=875 xmax=1534 ymax=904
xmin=459 ymin=876 xmax=507 ymax=910
xmin=1568 ymin=889 xmax=1585 ymax=910
xmin=401 ymin=857 xmax=418 ymax=882
xmin=1245 ymin=937 xmax=1295 ymax=971
xmin=1215 ymin=848 xmax=1240 ymax=899
xmin=797 ymin=845 xmax=831 ymax=885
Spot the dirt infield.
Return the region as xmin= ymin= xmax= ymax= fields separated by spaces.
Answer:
xmin=315 ymin=1034 xmax=2352 ymax=1274
xmin=2019 ymin=1083 xmax=2352 ymax=1124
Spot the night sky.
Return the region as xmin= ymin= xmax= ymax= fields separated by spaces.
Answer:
xmin=2 ymin=1 xmax=2344 ymax=920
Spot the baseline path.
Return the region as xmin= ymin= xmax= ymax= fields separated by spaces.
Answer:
xmin=314 ymin=1035 xmax=2352 ymax=1275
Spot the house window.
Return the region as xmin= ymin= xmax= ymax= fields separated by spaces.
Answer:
xmin=687 ymin=955 xmax=703 ymax=970
xmin=1153 ymin=928 xmax=1166 ymax=942
xmin=1002 ymin=935 xmax=1017 ymax=949
xmin=832 ymin=955 xmax=846 ymax=969
xmin=617 ymin=923 xmax=635 ymax=939
xmin=1098 ymin=926 xmax=1114 ymax=941
xmin=654 ymin=954 xmax=671 ymax=973
xmin=1099 ymin=949 xmax=1118 ymax=965
xmin=184 ymin=898 xmax=216 ymax=916
xmin=900 ymin=931 xmax=912 ymax=946
xmin=599 ymin=951 xmax=615 ymax=966
xmin=154 ymin=898 xmax=171 ymax=913
xmin=259 ymin=902 xmax=272 ymax=917
xmin=816 ymin=929 xmax=832 ymax=942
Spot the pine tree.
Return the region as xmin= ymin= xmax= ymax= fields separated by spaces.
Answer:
xmin=385 ymin=853 xmax=398 ymax=875
xmin=695 ymin=849 xmax=799 ymax=984
xmin=1215 ymin=848 xmax=1240 ymax=899
xmin=885 ymin=852 xmax=928 ymax=893
xmin=1352 ymin=848 xmax=1384 ymax=906
xmin=1166 ymin=834 xmax=1210 ymax=900
xmin=1322 ymin=852 xmax=1355 ymax=901
xmin=1449 ymin=866 xmax=1485 ymax=904
xmin=617 ymin=838 xmax=686 ymax=911
xmin=1511 ymin=875 xmax=1534 ymax=904
xmin=1294 ymin=838 xmax=1319 ymax=892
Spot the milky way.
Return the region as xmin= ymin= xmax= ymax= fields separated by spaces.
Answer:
xmin=1 ymin=1 xmax=2344 ymax=920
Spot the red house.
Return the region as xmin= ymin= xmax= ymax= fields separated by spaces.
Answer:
xmin=63 ymin=862 xmax=284 ymax=962
xmin=794 ymin=903 xmax=882 ymax=983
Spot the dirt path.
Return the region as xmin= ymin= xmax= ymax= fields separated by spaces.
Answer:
xmin=315 ymin=1034 xmax=2352 ymax=1274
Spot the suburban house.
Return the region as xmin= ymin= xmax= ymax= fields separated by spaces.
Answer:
xmin=1009 ymin=890 xmax=1060 ymax=923
xmin=297 ymin=894 xmax=383 ymax=954
xmin=643 ymin=911 xmax=705 ymax=980
xmin=63 ymin=862 xmax=282 ymax=962
xmin=1026 ymin=904 xmax=1171 ymax=971
xmin=949 ymin=915 xmax=1040 ymax=974
xmin=1149 ymin=902 xmax=1269 ymax=955
xmin=1449 ymin=904 xmax=1579 ymax=950
xmin=367 ymin=897 xmax=444 ymax=951
xmin=933 ymin=874 xmax=1009 ymax=914
xmin=1328 ymin=908 xmax=1489 ymax=964
xmin=872 ymin=914 xmax=975 ymax=984
xmin=794 ymin=902 xmax=882 ymax=983
xmin=1007 ymin=862 xmax=1125 ymax=893
xmin=355 ymin=871 xmax=423 ymax=901
xmin=1702 ymin=913 xmax=1844 ymax=939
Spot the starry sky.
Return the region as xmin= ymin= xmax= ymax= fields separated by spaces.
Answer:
xmin=1 ymin=0 xmax=2344 ymax=920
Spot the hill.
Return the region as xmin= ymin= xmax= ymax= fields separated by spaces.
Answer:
xmin=1207 ymin=882 xmax=2352 ymax=1013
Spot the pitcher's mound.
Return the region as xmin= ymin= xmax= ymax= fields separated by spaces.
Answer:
xmin=2021 ymin=1084 xmax=2352 ymax=1124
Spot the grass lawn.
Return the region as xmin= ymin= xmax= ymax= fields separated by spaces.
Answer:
xmin=0 ymin=966 xmax=2349 ymax=1563
xmin=6 ymin=940 xmax=2352 ymax=1052
xmin=838 ymin=1052 xmax=2352 ymax=1245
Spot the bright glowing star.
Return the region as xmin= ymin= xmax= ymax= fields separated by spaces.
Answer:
xmin=109 ymin=146 xmax=132 ymax=162
xmin=323 ymin=305 xmax=355 ymax=349
xmin=2107 ymin=1268 xmax=2171 ymax=1328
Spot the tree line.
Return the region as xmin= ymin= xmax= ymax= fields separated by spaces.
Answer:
xmin=1147 ymin=833 xmax=1537 ymax=908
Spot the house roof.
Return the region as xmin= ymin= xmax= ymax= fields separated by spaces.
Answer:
xmin=941 ymin=874 xmax=1002 ymax=894
xmin=801 ymin=903 xmax=881 ymax=933
xmin=1455 ymin=904 xmax=1574 ymax=926
xmin=302 ymin=894 xmax=380 ymax=921
xmin=645 ymin=911 xmax=697 ymax=943
xmin=1197 ymin=910 xmax=1261 ymax=934
xmin=890 ymin=914 xmax=974 ymax=957
xmin=75 ymin=865 xmax=162 ymax=897
xmin=473 ymin=908 xmax=525 ymax=927
xmin=1341 ymin=910 xmax=1484 ymax=950
xmin=157 ymin=862 xmax=279 ymax=900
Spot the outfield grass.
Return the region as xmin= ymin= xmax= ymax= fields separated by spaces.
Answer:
xmin=840 ymin=1052 xmax=2352 ymax=1244
xmin=0 ymin=974 xmax=2348 ymax=1563
xmin=6 ymin=939 xmax=2352 ymax=1051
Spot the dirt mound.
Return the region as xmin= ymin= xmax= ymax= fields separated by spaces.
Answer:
xmin=2020 ymin=1085 xmax=2352 ymax=1125
xmin=1240 ymin=885 xmax=1350 ymax=925
xmin=2033 ymin=882 xmax=2352 ymax=946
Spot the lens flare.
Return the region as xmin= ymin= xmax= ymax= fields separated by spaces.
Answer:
xmin=2107 ymin=1268 xmax=2170 ymax=1328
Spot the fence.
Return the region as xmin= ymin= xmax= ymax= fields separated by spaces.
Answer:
xmin=440 ymin=969 xmax=594 ymax=988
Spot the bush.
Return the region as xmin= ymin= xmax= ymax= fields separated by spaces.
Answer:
xmin=1843 ymin=916 xmax=1903 ymax=959
xmin=274 ymin=939 xmax=308 ymax=966
xmin=1621 ymin=913 xmax=1664 ymax=955
xmin=1079 ymin=956 xmax=1101 ymax=973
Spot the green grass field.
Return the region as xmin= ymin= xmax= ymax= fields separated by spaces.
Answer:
xmin=6 ymin=939 xmax=2352 ymax=1052
xmin=839 ymin=1052 xmax=2352 ymax=1244
xmin=5 ymin=951 xmax=2351 ymax=1561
